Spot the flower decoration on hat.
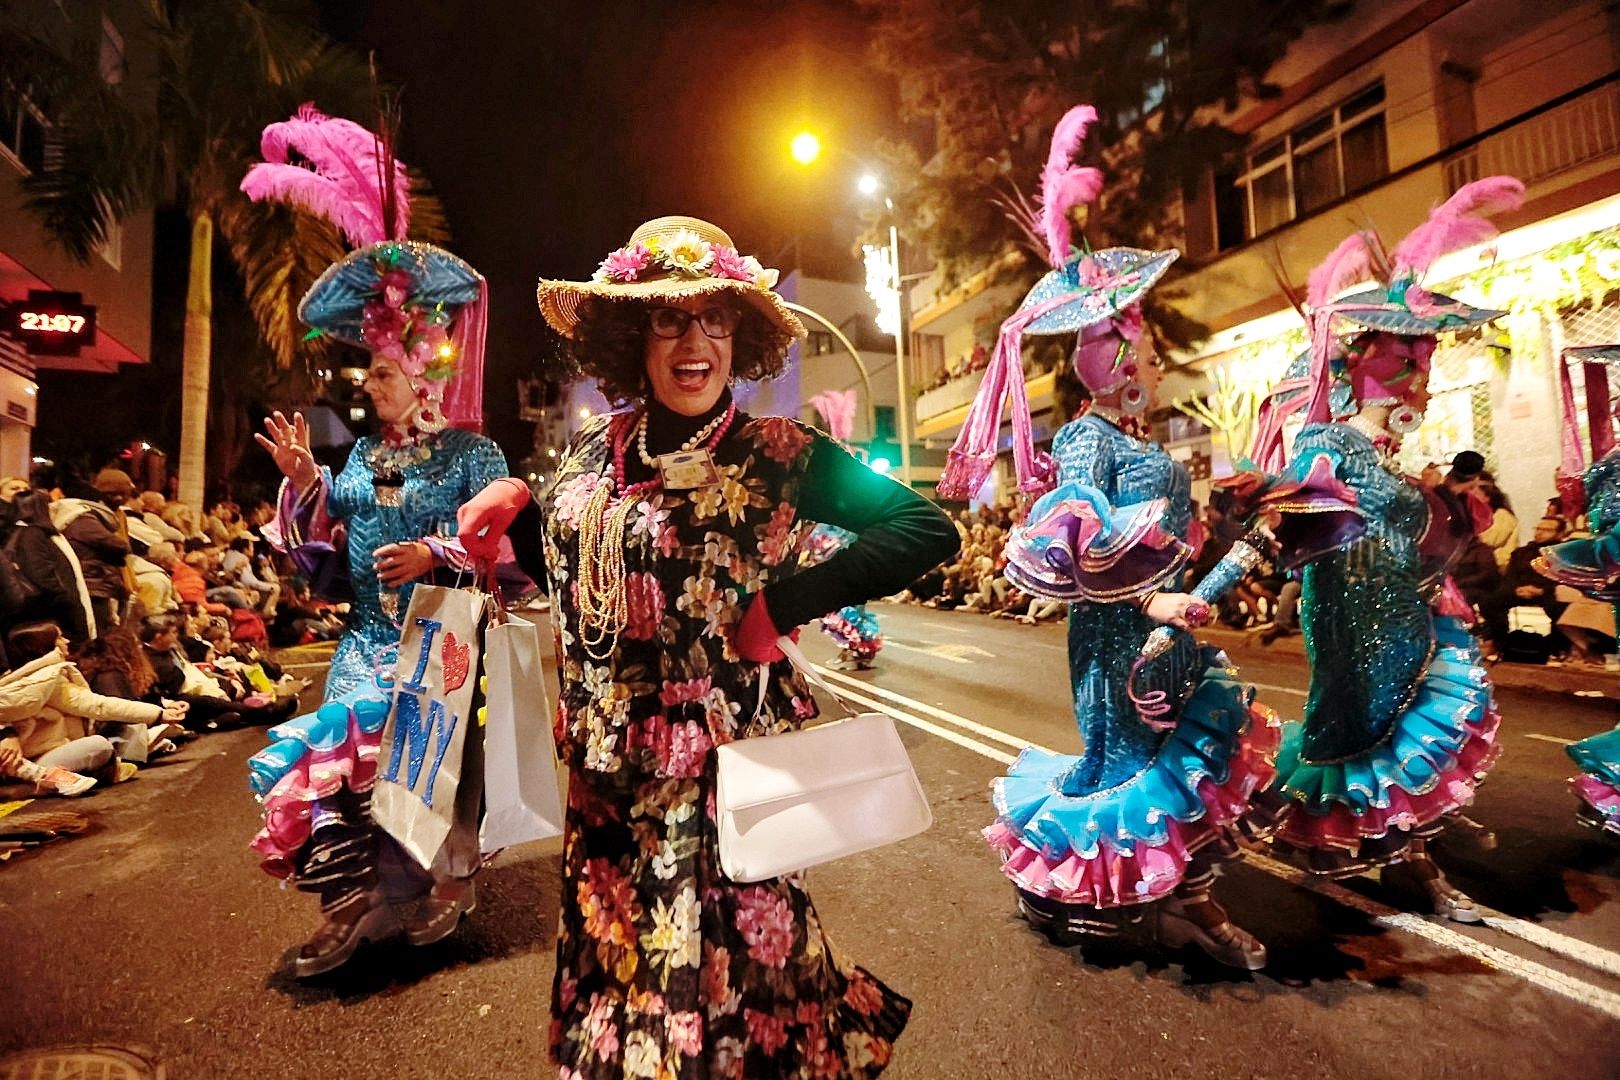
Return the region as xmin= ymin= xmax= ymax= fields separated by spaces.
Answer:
xmin=592 ymin=230 xmax=779 ymax=290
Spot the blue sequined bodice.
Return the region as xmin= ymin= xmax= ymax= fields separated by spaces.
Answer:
xmin=1292 ymin=423 xmax=1433 ymax=761
xmin=1054 ymin=415 xmax=1196 ymax=793
xmin=320 ymin=428 xmax=508 ymax=700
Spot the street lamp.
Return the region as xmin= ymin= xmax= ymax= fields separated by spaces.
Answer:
xmin=790 ymin=143 xmax=914 ymax=488
xmin=790 ymin=131 xmax=822 ymax=166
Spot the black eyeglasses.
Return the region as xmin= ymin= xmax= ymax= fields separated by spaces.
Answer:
xmin=647 ymin=305 xmax=740 ymax=340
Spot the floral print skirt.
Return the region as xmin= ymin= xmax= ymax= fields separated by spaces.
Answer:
xmin=550 ymin=766 xmax=910 ymax=1079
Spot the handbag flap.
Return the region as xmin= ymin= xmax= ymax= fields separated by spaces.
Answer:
xmin=716 ymin=713 xmax=914 ymax=812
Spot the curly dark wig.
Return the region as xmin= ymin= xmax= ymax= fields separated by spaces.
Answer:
xmin=564 ymin=295 xmax=795 ymax=404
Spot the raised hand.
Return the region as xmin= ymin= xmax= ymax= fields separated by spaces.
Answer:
xmin=253 ymin=411 xmax=319 ymax=492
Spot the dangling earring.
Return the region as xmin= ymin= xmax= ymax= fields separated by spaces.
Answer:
xmin=1387 ymin=404 xmax=1423 ymax=435
xmin=1120 ymin=382 xmax=1149 ymax=415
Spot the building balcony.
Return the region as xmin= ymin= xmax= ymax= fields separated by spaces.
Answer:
xmin=1173 ymin=71 xmax=1620 ymax=347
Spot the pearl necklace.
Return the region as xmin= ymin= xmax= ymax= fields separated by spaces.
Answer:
xmin=635 ymin=403 xmax=734 ymax=468
xmin=1347 ymin=413 xmax=1395 ymax=447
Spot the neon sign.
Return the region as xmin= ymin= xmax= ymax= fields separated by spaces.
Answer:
xmin=8 ymin=291 xmax=96 ymax=356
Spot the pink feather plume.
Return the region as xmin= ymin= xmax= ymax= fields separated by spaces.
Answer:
xmin=1039 ymin=104 xmax=1105 ymax=268
xmin=240 ymin=104 xmax=410 ymax=246
xmin=1305 ymin=232 xmax=1375 ymax=308
xmin=808 ymin=389 xmax=858 ymax=443
xmin=1390 ymin=175 xmax=1524 ymax=280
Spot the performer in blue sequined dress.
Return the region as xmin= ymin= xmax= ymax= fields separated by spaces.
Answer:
xmin=803 ymin=525 xmax=884 ymax=669
xmin=1236 ymin=179 xmax=1524 ymax=920
xmin=940 ymin=106 xmax=1294 ymax=969
xmin=240 ymin=107 xmax=513 ymax=976
xmin=1533 ymin=344 xmax=1620 ymax=838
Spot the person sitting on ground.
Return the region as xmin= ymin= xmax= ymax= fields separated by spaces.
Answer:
xmin=270 ymin=576 xmax=344 ymax=647
xmin=0 ymin=620 xmax=185 ymax=796
xmin=218 ymin=536 xmax=279 ymax=616
xmin=72 ymin=626 xmax=187 ymax=759
xmin=1479 ymin=479 xmax=1519 ymax=570
xmin=0 ymin=482 xmax=94 ymax=646
xmin=51 ymin=470 xmax=136 ymax=633
xmin=130 ymin=543 xmax=181 ymax=618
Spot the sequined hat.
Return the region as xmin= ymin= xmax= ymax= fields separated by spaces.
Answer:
xmin=536 ymin=216 xmax=805 ymax=342
xmin=1017 ymin=246 xmax=1181 ymax=336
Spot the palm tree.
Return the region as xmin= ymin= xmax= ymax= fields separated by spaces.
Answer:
xmin=2 ymin=1 xmax=448 ymax=505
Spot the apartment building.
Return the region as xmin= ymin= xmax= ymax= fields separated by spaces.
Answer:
xmin=907 ymin=0 xmax=1620 ymax=518
xmin=0 ymin=1 xmax=155 ymax=477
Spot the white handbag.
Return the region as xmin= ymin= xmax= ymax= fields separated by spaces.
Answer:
xmin=714 ymin=637 xmax=933 ymax=883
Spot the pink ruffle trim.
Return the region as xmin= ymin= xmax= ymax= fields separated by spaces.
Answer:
xmin=1573 ymin=774 xmax=1620 ymax=831
xmin=251 ymin=717 xmax=384 ymax=878
xmin=1276 ymin=706 xmax=1502 ymax=853
xmin=984 ymin=706 xmax=1281 ymax=908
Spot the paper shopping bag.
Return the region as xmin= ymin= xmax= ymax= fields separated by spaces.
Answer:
xmin=373 ymin=583 xmax=488 ymax=872
xmin=479 ymin=611 xmax=564 ymax=853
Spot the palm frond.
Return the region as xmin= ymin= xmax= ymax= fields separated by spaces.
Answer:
xmin=217 ymin=192 xmax=345 ymax=370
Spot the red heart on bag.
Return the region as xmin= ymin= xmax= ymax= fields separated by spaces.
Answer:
xmin=441 ymin=632 xmax=471 ymax=692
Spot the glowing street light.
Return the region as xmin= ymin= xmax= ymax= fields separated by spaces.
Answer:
xmin=790 ymin=131 xmax=823 ymax=166
xmin=857 ymin=173 xmax=881 ymax=197
xmin=869 ymin=456 xmax=893 ymax=476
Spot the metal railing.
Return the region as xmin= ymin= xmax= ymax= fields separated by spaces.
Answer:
xmin=1445 ymin=78 xmax=1620 ymax=190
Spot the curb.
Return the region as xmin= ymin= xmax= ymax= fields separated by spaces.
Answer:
xmin=1199 ymin=625 xmax=1620 ymax=700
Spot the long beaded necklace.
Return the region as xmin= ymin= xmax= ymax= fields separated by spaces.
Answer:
xmin=574 ymin=406 xmax=736 ymax=659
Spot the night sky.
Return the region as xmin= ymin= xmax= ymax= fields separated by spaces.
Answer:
xmin=318 ymin=0 xmax=909 ymax=459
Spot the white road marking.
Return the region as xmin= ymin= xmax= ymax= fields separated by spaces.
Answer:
xmin=812 ymin=664 xmax=1056 ymax=755
xmin=821 ymin=663 xmax=1620 ymax=1015
xmin=1244 ymin=854 xmax=1620 ymax=1019
xmin=1525 ymin=733 xmax=1577 ymax=746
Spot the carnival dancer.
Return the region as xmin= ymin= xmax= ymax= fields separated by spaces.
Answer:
xmin=241 ymin=107 xmax=511 ymax=976
xmin=802 ymin=526 xmax=884 ymax=670
xmin=939 ymin=106 xmax=1288 ymax=969
xmin=456 ymin=215 xmax=956 ymax=1077
xmin=1236 ymin=177 xmax=1525 ymax=919
xmin=1532 ymin=343 xmax=1620 ymax=838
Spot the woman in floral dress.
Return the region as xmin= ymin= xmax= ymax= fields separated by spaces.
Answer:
xmin=465 ymin=216 xmax=956 ymax=1077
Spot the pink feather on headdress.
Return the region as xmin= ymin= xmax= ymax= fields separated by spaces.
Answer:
xmin=1305 ymin=232 xmax=1375 ymax=308
xmin=1039 ymin=104 xmax=1105 ymax=268
xmin=240 ymin=104 xmax=410 ymax=246
xmin=1390 ymin=175 xmax=1524 ymax=280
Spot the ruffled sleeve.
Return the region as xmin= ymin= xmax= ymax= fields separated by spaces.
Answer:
xmin=1224 ymin=436 xmax=1366 ymax=571
xmin=1535 ymin=529 xmax=1620 ymax=602
xmin=260 ymin=466 xmax=352 ymax=603
xmin=1004 ymin=422 xmax=1190 ymax=602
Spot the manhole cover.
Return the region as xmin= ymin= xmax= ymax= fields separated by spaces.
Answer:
xmin=0 ymin=1046 xmax=161 ymax=1080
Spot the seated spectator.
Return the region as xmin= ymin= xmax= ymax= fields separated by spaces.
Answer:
xmin=0 ymin=484 xmax=94 ymax=646
xmin=270 ymin=577 xmax=344 ymax=647
xmin=133 ymin=491 xmax=186 ymax=544
xmin=1479 ymin=480 xmax=1519 ymax=570
xmin=160 ymin=500 xmax=206 ymax=545
xmin=51 ymin=472 xmax=134 ymax=632
xmin=130 ymin=543 xmax=181 ymax=618
xmin=218 ymin=535 xmax=279 ymax=617
xmin=204 ymin=500 xmax=250 ymax=547
xmin=139 ymin=615 xmax=292 ymax=727
xmin=1479 ymin=516 xmax=1567 ymax=660
xmin=0 ymin=620 xmax=185 ymax=796
xmin=1559 ymin=592 xmax=1616 ymax=665
xmin=1259 ymin=578 xmax=1303 ymax=644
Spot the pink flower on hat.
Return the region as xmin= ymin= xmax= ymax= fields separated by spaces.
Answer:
xmin=1076 ymin=256 xmax=1110 ymax=287
xmin=594 ymin=242 xmax=652 ymax=283
xmin=709 ymin=245 xmax=755 ymax=282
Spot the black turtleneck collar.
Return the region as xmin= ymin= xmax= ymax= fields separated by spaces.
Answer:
xmin=642 ymin=388 xmax=734 ymax=457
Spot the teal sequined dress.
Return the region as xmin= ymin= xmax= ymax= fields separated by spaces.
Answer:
xmin=1534 ymin=449 xmax=1620 ymax=836
xmin=983 ymin=413 xmax=1283 ymax=910
xmin=1265 ymin=423 xmax=1502 ymax=874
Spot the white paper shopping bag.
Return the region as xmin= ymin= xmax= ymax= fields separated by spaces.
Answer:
xmin=479 ymin=610 xmax=563 ymax=853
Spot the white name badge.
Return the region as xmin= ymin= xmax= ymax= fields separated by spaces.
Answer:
xmin=658 ymin=448 xmax=721 ymax=490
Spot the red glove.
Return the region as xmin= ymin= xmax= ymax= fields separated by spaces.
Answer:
xmin=457 ymin=477 xmax=530 ymax=561
xmin=735 ymin=591 xmax=796 ymax=663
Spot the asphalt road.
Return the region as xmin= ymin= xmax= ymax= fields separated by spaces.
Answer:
xmin=2 ymin=603 xmax=1619 ymax=1079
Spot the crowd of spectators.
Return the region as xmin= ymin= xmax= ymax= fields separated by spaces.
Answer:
xmin=892 ymin=450 xmax=1612 ymax=670
xmin=0 ymin=464 xmax=340 ymax=803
